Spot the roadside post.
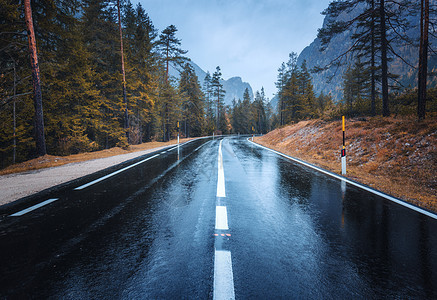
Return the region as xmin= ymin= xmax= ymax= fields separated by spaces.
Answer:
xmin=252 ymin=126 xmax=254 ymax=141
xmin=177 ymin=121 xmax=180 ymax=160
xmin=177 ymin=121 xmax=180 ymax=146
xmin=341 ymin=116 xmax=346 ymax=175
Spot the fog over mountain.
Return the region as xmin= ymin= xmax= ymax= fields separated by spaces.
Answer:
xmin=169 ymin=61 xmax=254 ymax=105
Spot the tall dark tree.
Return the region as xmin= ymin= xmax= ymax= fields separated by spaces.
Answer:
xmin=116 ymin=0 xmax=129 ymax=142
xmin=24 ymin=0 xmax=46 ymax=156
xmin=343 ymin=58 xmax=370 ymax=115
xmin=82 ymin=0 xmax=127 ymax=148
xmin=179 ymin=63 xmax=204 ymax=137
xmin=203 ymin=72 xmax=215 ymax=134
xmin=317 ymin=0 xmax=411 ymax=117
xmin=253 ymin=88 xmax=268 ymax=134
xmin=157 ymin=25 xmax=188 ymax=81
xmin=418 ymin=0 xmax=429 ymax=120
xmin=121 ymin=2 xmax=157 ymax=143
xmin=211 ymin=66 xmax=226 ymax=132
xmin=379 ymin=0 xmax=390 ymax=116
xmin=276 ymin=62 xmax=287 ymax=126
xmin=276 ymin=52 xmax=298 ymax=125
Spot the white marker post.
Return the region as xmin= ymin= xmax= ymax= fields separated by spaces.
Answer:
xmin=177 ymin=121 xmax=180 ymax=145
xmin=341 ymin=116 xmax=346 ymax=175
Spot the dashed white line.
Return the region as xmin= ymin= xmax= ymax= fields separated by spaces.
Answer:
xmin=214 ymin=250 xmax=235 ymax=300
xmin=217 ymin=140 xmax=226 ymax=198
xmin=74 ymin=154 xmax=160 ymax=190
xmin=10 ymin=198 xmax=59 ymax=217
xmin=250 ymin=139 xmax=437 ymax=220
xmin=215 ymin=206 xmax=229 ymax=230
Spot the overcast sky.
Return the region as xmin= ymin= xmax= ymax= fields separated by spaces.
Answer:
xmin=137 ymin=0 xmax=332 ymax=99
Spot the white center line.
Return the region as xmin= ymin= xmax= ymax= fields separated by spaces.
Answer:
xmin=74 ymin=154 xmax=160 ymax=190
xmin=214 ymin=249 xmax=235 ymax=300
xmin=10 ymin=198 xmax=59 ymax=217
xmin=217 ymin=140 xmax=226 ymax=198
xmin=215 ymin=206 xmax=229 ymax=230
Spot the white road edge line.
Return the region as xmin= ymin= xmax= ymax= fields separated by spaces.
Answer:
xmin=217 ymin=139 xmax=226 ymax=198
xmin=74 ymin=154 xmax=160 ymax=190
xmin=249 ymin=139 xmax=437 ymax=220
xmin=214 ymin=249 xmax=235 ymax=300
xmin=10 ymin=198 xmax=59 ymax=217
xmin=215 ymin=206 xmax=229 ymax=230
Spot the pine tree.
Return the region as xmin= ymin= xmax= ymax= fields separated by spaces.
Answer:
xmin=297 ymin=60 xmax=317 ymax=119
xmin=342 ymin=58 xmax=370 ymax=116
xmin=82 ymin=0 xmax=127 ymax=149
xmin=123 ymin=2 xmax=158 ymax=143
xmin=275 ymin=62 xmax=287 ymax=126
xmin=317 ymin=0 xmax=411 ymax=117
xmin=253 ymin=89 xmax=267 ymax=134
xmin=157 ymin=25 xmax=188 ymax=81
xmin=116 ymin=0 xmax=129 ymax=142
xmin=211 ymin=66 xmax=226 ymax=133
xmin=418 ymin=0 xmax=430 ymax=120
xmin=24 ymin=0 xmax=46 ymax=156
xmin=179 ymin=63 xmax=204 ymax=137
xmin=203 ymin=72 xmax=215 ymax=134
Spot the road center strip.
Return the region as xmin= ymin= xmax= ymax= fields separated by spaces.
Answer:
xmin=217 ymin=140 xmax=226 ymax=198
xmin=215 ymin=206 xmax=229 ymax=230
xmin=214 ymin=250 xmax=235 ymax=300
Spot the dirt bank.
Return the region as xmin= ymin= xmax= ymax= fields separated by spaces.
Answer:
xmin=255 ymin=117 xmax=437 ymax=212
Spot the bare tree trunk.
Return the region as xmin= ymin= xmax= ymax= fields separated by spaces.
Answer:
xmin=117 ymin=0 xmax=129 ymax=143
xmin=24 ymin=0 xmax=46 ymax=156
xmin=13 ymin=61 xmax=16 ymax=164
xmin=370 ymin=0 xmax=376 ymax=116
xmin=216 ymin=87 xmax=220 ymax=130
xmin=418 ymin=0 xmax=429 ymax=120
xmin=380 ymin=0 xmax=390 ymax=117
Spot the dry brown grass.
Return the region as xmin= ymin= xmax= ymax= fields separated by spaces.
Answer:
xmin=255 ymin=116 xmax=437 ymax=213
xmin=0 ymin=138 xmax=193 ymax=176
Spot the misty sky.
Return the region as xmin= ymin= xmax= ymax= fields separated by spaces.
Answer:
xmin=137 ymin=0 xmax=332 ymax=99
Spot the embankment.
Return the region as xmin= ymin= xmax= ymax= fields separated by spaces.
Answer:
xmin=255 ymin=117 xmax=437 ymax=212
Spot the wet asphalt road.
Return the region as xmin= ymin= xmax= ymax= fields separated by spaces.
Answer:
xmin=0 ymin=136 xmax=436 ymax=298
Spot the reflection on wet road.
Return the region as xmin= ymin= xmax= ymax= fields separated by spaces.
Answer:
xmin=1 ymin=137 xmax=436 ymax=298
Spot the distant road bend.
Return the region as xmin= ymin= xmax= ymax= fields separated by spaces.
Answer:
xmin=1 ymin=136 xmax=436 ymax=298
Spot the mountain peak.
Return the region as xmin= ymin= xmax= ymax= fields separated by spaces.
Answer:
xmin=169 ymin=62 xmax=254 ymax=105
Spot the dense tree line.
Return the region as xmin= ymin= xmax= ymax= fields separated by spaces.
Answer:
xmin=0 ymin=0 xmax=237 ymax=168
xmin=230 ymin=88 xmax=272 ymax=135
xmin=275 ymin=53 xmax=334 ymax=124
xmin=316 ymin=0 xmax=436 ymax=119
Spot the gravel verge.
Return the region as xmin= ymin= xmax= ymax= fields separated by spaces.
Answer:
xmin=0 ymin=145 xmax=169 ymax=207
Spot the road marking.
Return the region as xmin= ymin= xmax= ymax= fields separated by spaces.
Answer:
xmin=215 ymin=206 xmax=229 ymax=230
xmin=74 ymin=154 xmax=160 ymax=190
xmin=217 ymin=139 xmax=226 ymax=197
xmin=250 ymin=139 xmax=437 ymax=220
xmin=10 ymin=198 xmax=59 ymax=217
xmin=214 ymin=250 xmax=235 ymax=300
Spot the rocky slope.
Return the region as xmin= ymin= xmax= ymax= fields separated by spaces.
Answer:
xmin=297 ymin=2 xmax=437 ymax=101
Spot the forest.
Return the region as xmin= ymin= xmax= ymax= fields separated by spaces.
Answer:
xmin=0 ymin=0 xmax=274 ymax=169
xmin=0 ymin=0 xmax=436 ymax=169
xmin=275 ymin=0 xmax=436 ymax=126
